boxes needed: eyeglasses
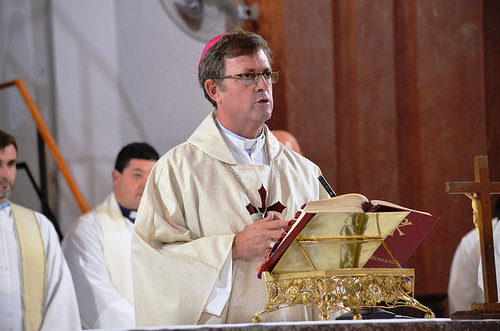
[220,71,280,86]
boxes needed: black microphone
[318,175,336,197]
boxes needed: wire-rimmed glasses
[220,71,280,86]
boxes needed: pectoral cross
[446,155,500,317]
[246,185,286,217]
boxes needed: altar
[93,318,500,331]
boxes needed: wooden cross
[446,156,500,315]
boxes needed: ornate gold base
[253,268,434,322]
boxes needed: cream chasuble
[132,112,329,326]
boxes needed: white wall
[1,0,222,234]
[51,1,216,233]
[52,0,122,233]
[115,0,211,155]
[0,0,57,220]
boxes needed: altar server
[0,130,81,331]
[448,198,500,314]
[132,31,331,326]
[63,142,158,329]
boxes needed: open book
[257,193,439,278]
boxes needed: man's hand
[232,213,289,260]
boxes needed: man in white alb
[63,142,158,329]
[0,129,81,331]
[132,31,331,326]
[448,198,500,314]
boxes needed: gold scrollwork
[252,269,434,322]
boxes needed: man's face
[112,158,156,211]
[0,144,17,204]
[215,49,273,138]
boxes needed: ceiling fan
[160,0,259,43]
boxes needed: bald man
[272,130,302,155]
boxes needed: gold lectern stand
[253,211,436,321]
[253,268,434,321]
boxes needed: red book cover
[363,210,439,268]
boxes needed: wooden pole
[0,79,89,213]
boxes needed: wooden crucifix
[446,155,500,318]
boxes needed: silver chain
[225,161,275,219]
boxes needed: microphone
[318,175,336,197]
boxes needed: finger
[261,213,282,222]
[254,214,275,224]
[264,219,290,230]
[267,212,283,221]
[267,229,286,240]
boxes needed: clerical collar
[217,118,265,150]
[119,205,137,223]
[0,201,9,211]
[216,118,267,165]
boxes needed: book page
[302,193,368,213]
[278,193,368,248]
[370,199,431,215]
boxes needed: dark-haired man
[0,130,81,330]
[132,31,330,326]
[63,142,159,329]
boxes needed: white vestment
[63,193,135,329]
[448,218,499,314]
[132,112,330,326]
[0,202,81,331]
